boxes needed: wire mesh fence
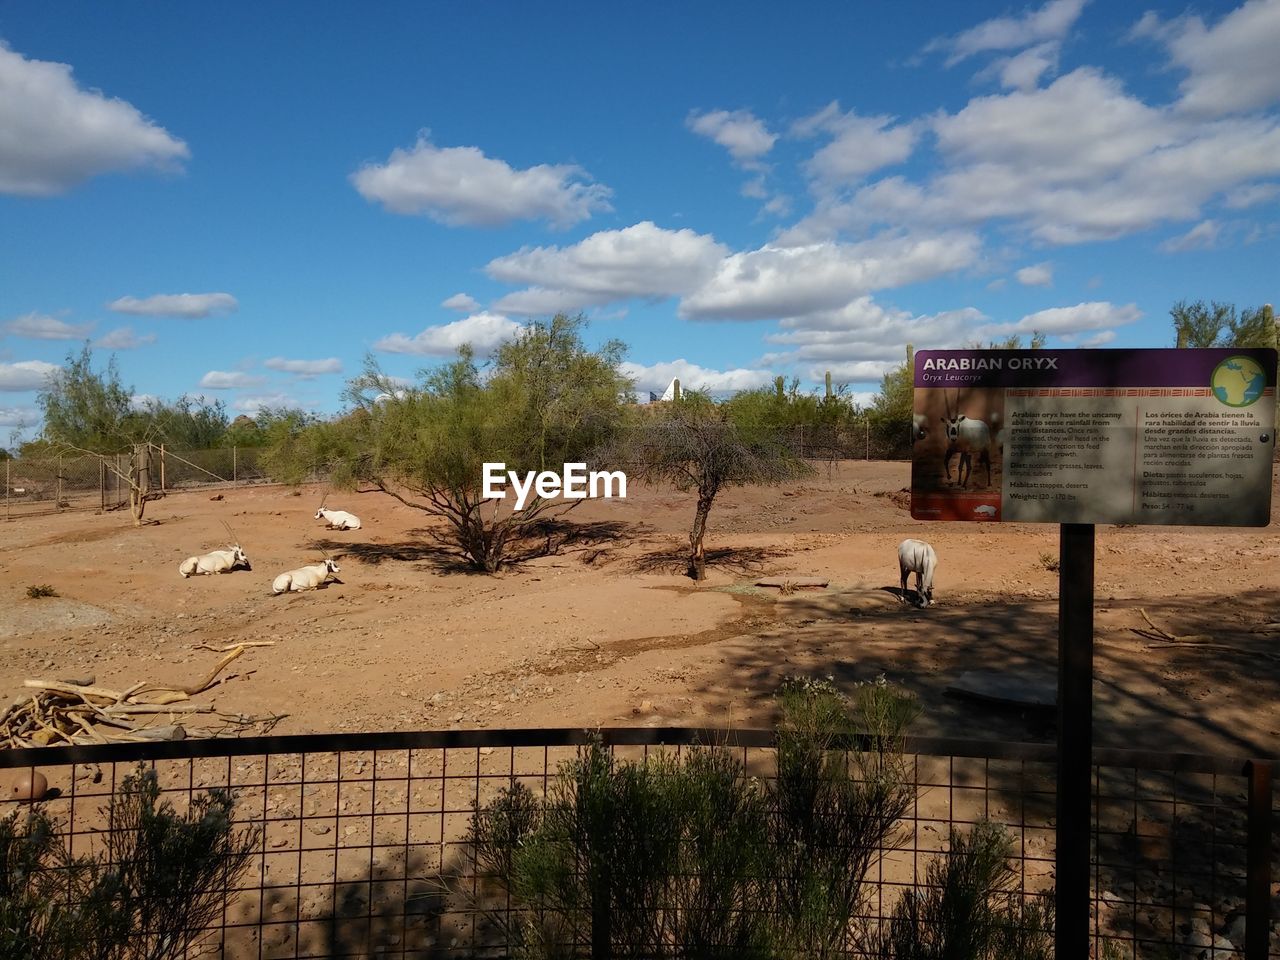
[782,422,915,463]
[3,446,274,520]
[0,728,1273,959]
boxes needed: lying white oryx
[179,544,250,577]
[315,495,361,530]
[272,557,340,594]
[941,390,995,488]
[179,521,251,577]
[897,538,937,608]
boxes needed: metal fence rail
[1,728,1273,959]
[3,446,274,519]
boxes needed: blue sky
[2,1,1278,442]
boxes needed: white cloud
[233,393,296,414]
[488,222,729,314]
[998,300,1142,335]
[0,41,188,196]
[686,109,777,165]
[0,360,59,391]
[927,0,1089,65]
[373,312,523,357]
[620,359,774,396]
[805,67,1280,245]
[803,360,899,383]
[1159,219,1220,253]
[794,102,918,186]
[932,69,1171,176]
[199,371,267,389]
[350,135,611,228]
[128,393,159,411]
[93,326,156,350]
[1222,182,1280,209]
[1015,262,1053,286]
[3,312,93,340]
[679,232,982,322]
[109,292,238,318]
[1136,0,1280,116]
[0,406,36,428]
[993,42,1060,90]
[1080,330,1117,347]
[758,298,992,375]
[442,292,480,312]
[263,357,343,378]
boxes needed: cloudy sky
[2,1,1278,439]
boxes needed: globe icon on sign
[1211,356,1266,407]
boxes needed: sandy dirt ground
[1,461,1277,761]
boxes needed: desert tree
[36,344,167,525]
[614,392,813,580]
[1171,299,1278,349]
[274,314,632,572]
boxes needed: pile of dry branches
[0,644,285,748]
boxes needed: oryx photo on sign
[910,386,1005,520]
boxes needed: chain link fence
[3,446,274,520]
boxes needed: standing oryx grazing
[941,391,995,489]
[272,556,341,594]
[179,521,251,577]
[897,538,937,608]
[315,494,361,530]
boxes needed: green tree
[1170,299,1278,348]
[613,393,813,580]
[36,344,144,453]
[271,314,631,573]
[978,331,1047,350]
[138,395,230,449]
[36,345,166,525]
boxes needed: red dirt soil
[1,461,1277,760]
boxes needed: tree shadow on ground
[314,518,637,574]
[632,544,792,577]
[682,586,1276,956]
[248,845,515,958]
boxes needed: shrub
[0,766,260,960]
[467,675,922,958]
[471,741,771,959]
[873,819,1054,959]
[25,584,57,599]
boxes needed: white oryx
[179,521,251,577]
[897,538,937,608]
[941,391,995,489]
[179,544,251,577]
[315,495,361,530]
[272,557,341,594]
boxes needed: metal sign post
[1057,523,1095,958]
[908,346,1277,956]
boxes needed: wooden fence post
[233,446,238,482]
[4,458,9,521]
[56,456,63,511]
[159,444,166,491]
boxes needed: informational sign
[910,348,1276,525]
